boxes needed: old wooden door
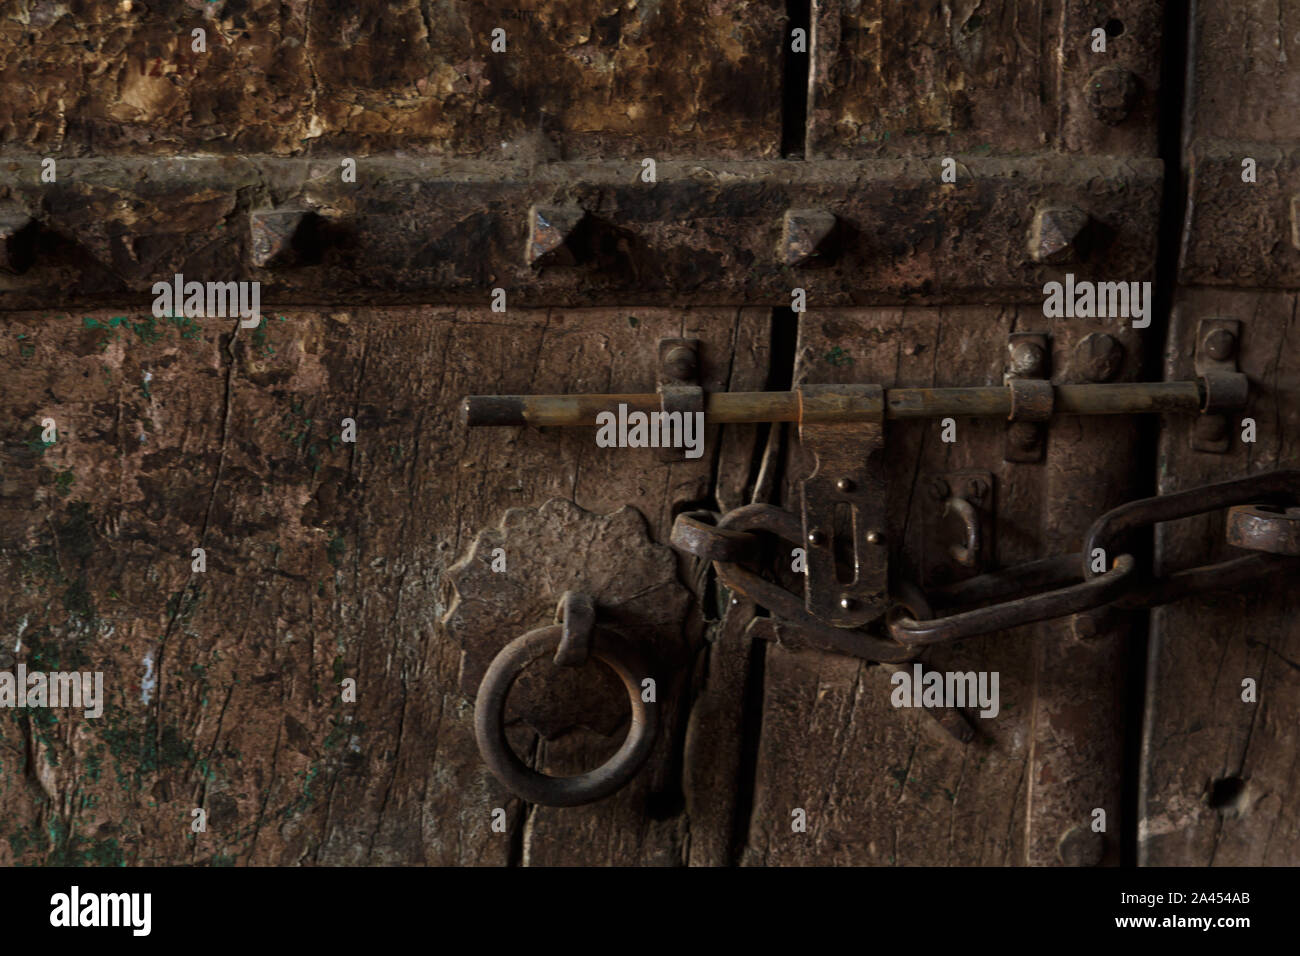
[0,1,1294,868]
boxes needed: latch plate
[797,384,888,628]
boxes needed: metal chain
[670,470,1300,662]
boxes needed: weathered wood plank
[741,308,1144,865]
[1188,0,1300,144]
[807,1,1161,158]
[0,0,784,158]
[0,306,766,865]
[517,308,770,866]
[1140,290,1300,866]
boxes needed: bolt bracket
[1004,331,1051,463]
[1192,318,1241,454]
[657,338,702,462]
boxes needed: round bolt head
[1086,67,1141,125]
[836,478,855,493]
[664,346,698,381]
[1203,328,1237,362]
[808,530,826,547]
[1074,332,1125,383]
[929,478,951,501]
[866,530,883,546]
[1057,825,1106,866]
[839,596,855,611]
[1009,341,1047,377]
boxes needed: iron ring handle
[474,624,657,807]
[889,554,1137,648]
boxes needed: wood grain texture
[0,306,769,865]
[1140,290,1300,866]
[1187,0,1300,145]
[807,0,1161,158]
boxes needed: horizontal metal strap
[0,154,1161,307]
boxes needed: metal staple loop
[670,505,916,663]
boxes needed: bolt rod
[463,381,1210,428]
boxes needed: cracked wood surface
[0,306,768,865]
[807,0,1162,158]
[0,0,783,159]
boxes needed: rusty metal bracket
[1226,505,1300,556]
[1004,331,1051,462]
[0,155,1162,308]
[796,384,888,628]
[657,337,704,462]
[670,504,913,662]
[1193,318,1241,453]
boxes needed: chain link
[670,470,1300,661]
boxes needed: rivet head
[781,208,839,267]
[1057,825,1106,866]
[808,530,826,547]
[1203,328,1237,362]
[865,530,883,546]
[836,478,855,493]
[1029,205,1090,264]
[527,204,586,267]
[1074,332,1125,382]
[1085,67,1141,125]
[0,208,35,275]
[839,596,855,611]
[1009,341,1047,377]
[249,208,313,268]
[663,345,698,381]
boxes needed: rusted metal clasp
[671,506,916,662]
[473,591,657,807]
[797,384,888,627]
